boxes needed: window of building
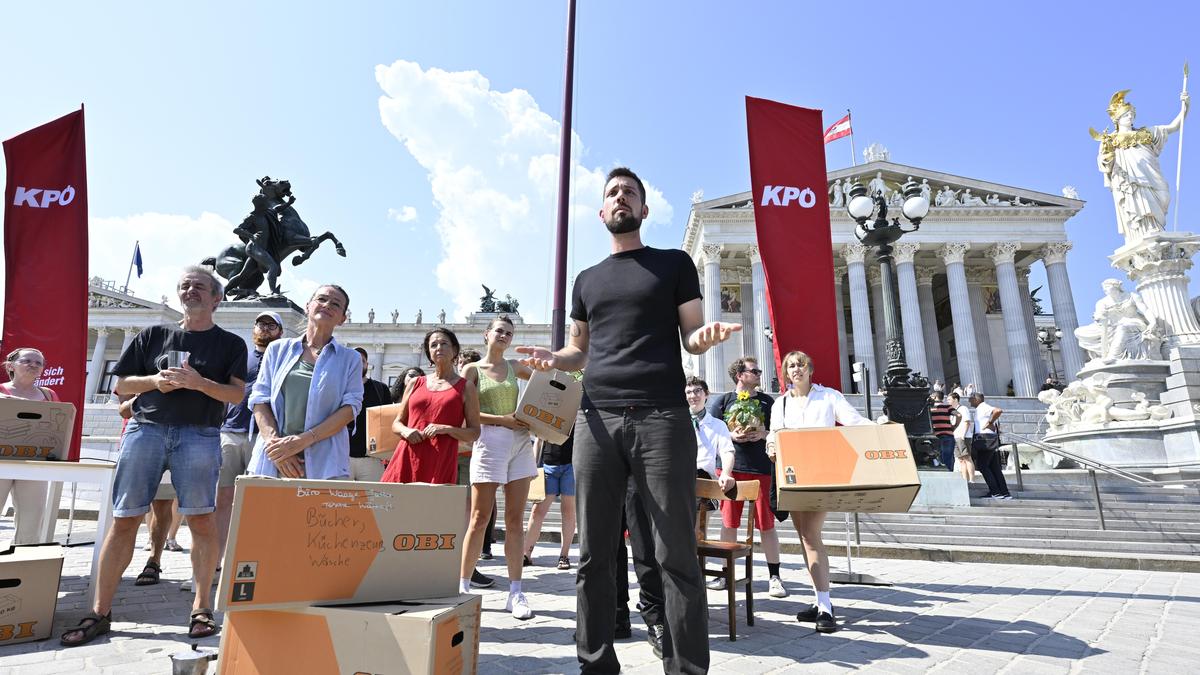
[98,360,120,395]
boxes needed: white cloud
[88,212,319,309]
[387,206,418,223]
[375,60,674,321]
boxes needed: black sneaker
[614,622,632,639]
[646,624,665,659]
[470,569,494,588]
[796,603,819,622]
[815,611,838,633]
[523,554,533,567]
[479,549,494,561]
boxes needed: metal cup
[167,350,191,369]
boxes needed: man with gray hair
[61,266,248,646]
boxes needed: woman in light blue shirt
[247,285,363,479]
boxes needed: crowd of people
[1,166,1009,672]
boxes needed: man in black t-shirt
[520,167,740,674]
[62,267,247,647]
[348,347,392,481]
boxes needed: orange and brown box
[217,478,466,611]
[774,424,920,513]
[365,403,404,460]
[0,398,76,461]
[218,594,481,675]
[515,369,582,445]
[0,544,64,645]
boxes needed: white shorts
[470,425,537,485]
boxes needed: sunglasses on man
[741,368,762,376]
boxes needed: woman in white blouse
[766,350,873,634]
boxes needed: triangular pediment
[88,278,167,311]
[691,160,1084,214]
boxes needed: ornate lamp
[847,177,934,453]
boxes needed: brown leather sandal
[134,559,161,586]
[60,612,112,646]
[188,608,219,639]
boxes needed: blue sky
[2,1,1197,328]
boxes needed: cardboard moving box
[0,544,64,645]
[0,397,76,461]
[365,403,404,460]
[219,594,481,675]
[218,478,466,611]
[514,369,581,445]
[774,424,920,513]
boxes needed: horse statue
[201,176,346,299]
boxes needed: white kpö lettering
[12,185,75,208]
[760,185,816,209]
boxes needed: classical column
[988,243,1038,397]
[747,246,776,391]
[371,343,386,380]
[868,267,887,387]
[892,242,929,376]
[1016,265,1047,381]
[84,328,110,400]
[833,265,851,391]
[844,243,876,390]
[939,244,983,389]
[120,327,138,354]
[915,266,946,383]
[1041,243,1086,379]
[701,243,723,387]
[965,267,999,395]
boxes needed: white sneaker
[768,575,788,598]
[181,577,194,592]
[706,577,726,591]
[506,591,533,620]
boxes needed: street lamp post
[1036,326,1063,382]
[846,178,934,453]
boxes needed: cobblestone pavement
[1,524,1198,673]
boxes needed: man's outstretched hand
[516,346,556,372]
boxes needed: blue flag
[133,242,144,277]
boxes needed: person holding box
[458,315,537,618]
[245,285,363,481]
[766,350,874,634]
[0,347,59,544]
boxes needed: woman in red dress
[381,328,480,484]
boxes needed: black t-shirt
[540,433,573,466]
[349,378,392,458]
[570,247,702,408]
[708,391,775,475]
[113,323,248,428]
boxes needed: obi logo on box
[391,533,457,551]
[863,449,908,460]
[0,445,54,458]
[0,621,37,642]
[521,404,567,431]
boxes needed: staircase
[501,470,1200,572]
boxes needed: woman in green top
[458,315,537,619]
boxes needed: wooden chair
[696,477,761,641]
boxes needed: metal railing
[1004,431,1200,530]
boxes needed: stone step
[802,529,1200,555]
[861,512,1200,532]
[965,497,1200,512]
[817,520,1200,544]
[917,504,1200,521]
[1000,489,1200,504]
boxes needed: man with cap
[214,310,283,560]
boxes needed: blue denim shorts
[542,463,575,497]
[113,421,222,518]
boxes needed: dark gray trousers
[575,406,709,674]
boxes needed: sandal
[188,608,219,639]
[134,560,161,586]
[165,539,185,552]
[557,556,571,570]
[60,612,111,646]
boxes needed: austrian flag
[823,114,852,144]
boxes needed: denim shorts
[113,421,222,518]
[542,463,575,497]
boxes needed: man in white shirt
[685,377,736,539]
[966,393,1012,499]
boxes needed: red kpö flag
[745,97,839,388]
[3,108,89,461]
[823,113,852,144]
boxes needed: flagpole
[1174,61,1188,232]
[549,0,577,351]
[123,240,138,293]
[848,109,857,166]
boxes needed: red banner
[3,108,88,461]
[745,97,839,389]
